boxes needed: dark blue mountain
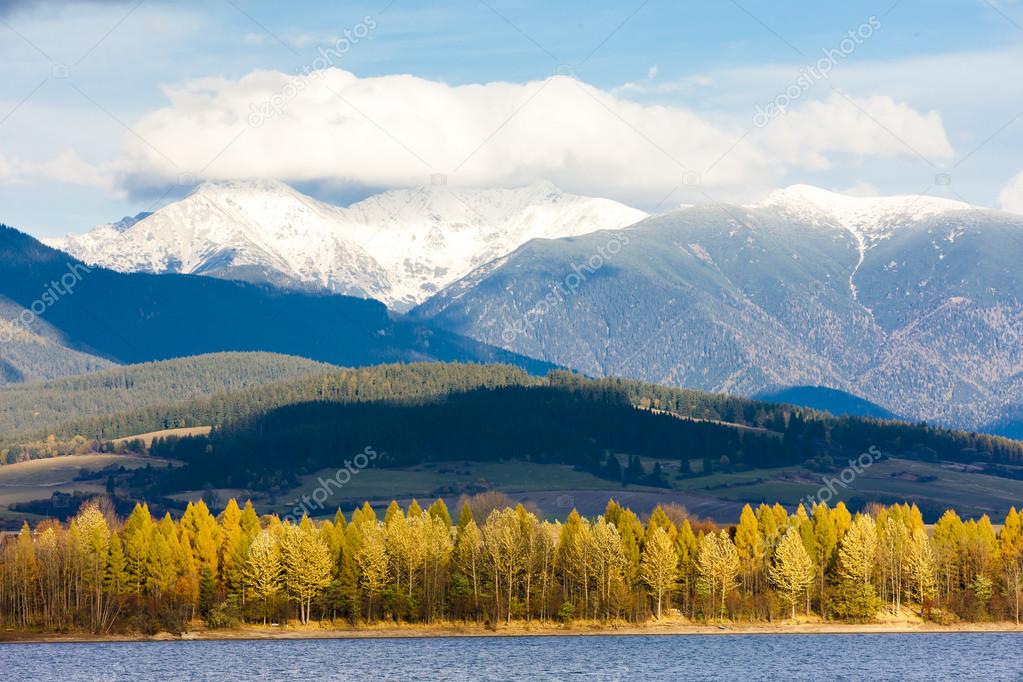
[0,224,554,375]
[755,386,898,420]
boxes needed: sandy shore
[3,619,1022,643]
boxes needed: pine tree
[105,532,128,595]
[733,505,761,596]
[830,514,880,620]
[384,501,402,525]
[124,504,155,594]
[457,502,475,531]
[427,499,452,527]
[811,504,838,613]
[218,499,244,597]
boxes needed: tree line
[146,379,1023,495]
[2,496,1022,634]
[6,361,1021,476]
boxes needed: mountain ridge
[0,223,557,381]
[45,180,647,311]
[415,190,1023,430]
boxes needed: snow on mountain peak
[756,184,973,239]
[50,180,647,310]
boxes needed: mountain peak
[191,178,295,197]
[756,184,974,236]
[48,179,645,311]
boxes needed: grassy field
[146,455,1023,523]
[653,456,1023,520]
[111,426,212,447]
[5,451,1022,524]
[0,453,173,522]
[201,460,745,521]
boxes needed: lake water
[1,633,1021,681]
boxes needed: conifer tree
[105,532,128,595]
[733,505,761,596]
[457,502,475,531]
[1001,507,1023,624]
[280,522,332,624]
[696,530,740,620]
[427,499,452,527]
[454,519,484,617]
[905,527,937,607]
[219,499,244,597]
[769,527,815,619]
[244,530,282,624]
[640,526,678,619]
[831,514,880,620]
[811,504,838,613]
[354,521,389,622]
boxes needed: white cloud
[0,149,114,188]
[0,152,16,180]
[614,72,715,96]
[107,68,955,206]
[1000,171,1023,214]
[755,94,954,169]
[31,149,114,188]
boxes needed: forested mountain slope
[134,366,1023,492]
[0,298,114,384]
[0,225,553,384]
[1,362,541,447]
[416,187,1023,430]
[0,352,337,440]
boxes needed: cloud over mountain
[110,68,955,207]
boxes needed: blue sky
[1,0,1022,236]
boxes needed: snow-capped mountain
[415,185,1023,430]
[755,184,972,241]
[47,180,647,310]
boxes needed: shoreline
[4,620,1022,643]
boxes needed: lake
[1,633,1021,681]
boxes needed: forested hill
[6,359,1021,489]
[144,367,1023,493]
[0,352,339,441]
[2,361,542,448]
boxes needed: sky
[1,0,1022,237]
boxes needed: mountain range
[29,180,1023,433]
[415,185,1023,431]
[47,180,646,311]
[0,224,554,382]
